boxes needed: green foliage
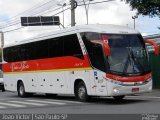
[0,48,2,62]
[123,0,160,17]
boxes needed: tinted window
[24,42,36,60]
[63,34,84,59]
[35,40,49,59]
[80,32,106,71]
[4,34,83,62]
[48,37,63,58]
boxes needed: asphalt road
[0,91,160,120]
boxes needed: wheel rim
[19,85,24,96]
[78,86,86,99]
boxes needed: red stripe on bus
[3,55,91,72]
[106,73,152,82]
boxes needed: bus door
[90,42,108,95]
[93,70,107,95]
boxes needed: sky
[0,0,160,45]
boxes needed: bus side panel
[4,74,17,92]
[4,72,39,93]
[37,71,68,94]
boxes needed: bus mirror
[144,39,159,55]
[102,34,110,56]
[103,42,110,56]
[92,40,110,56]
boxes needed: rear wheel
[2,86,5,92]
[75,81,89,102]
[18,82,26,97]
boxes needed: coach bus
[2,24,158,101]
[0,63,5,92]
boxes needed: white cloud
[0,0,159,45]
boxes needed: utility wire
[0,0,55,22]
[0,6,65,29]
[3,7,70,33]
[0,0,66,28]
[2,0,115,32]
[78,0,115,6]
[0,7,67,30]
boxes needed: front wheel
[75,81,89,102]
[113,95,125,101]
[18,82,26,97]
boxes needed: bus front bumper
[106,78,152,96]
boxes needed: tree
[0,48,2,62]
[123,0,160,17]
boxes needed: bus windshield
[81,32,151,76]
[107,34,150,76]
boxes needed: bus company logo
[11,62,30,72]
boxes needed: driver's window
[81,32,106,72]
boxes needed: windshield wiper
[123,47,145,75]
[130,48,145,73]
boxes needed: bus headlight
[113,88,120,93]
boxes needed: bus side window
[48,37,63,58]
[63,34,84,60]
[35,40,49,59]
[4,48,10,62]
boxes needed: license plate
[132,88,139,92]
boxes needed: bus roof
[4,24,140,48]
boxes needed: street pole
[0,32,4,48]
[71,0,76,26]
[132,15,138,29]
[0,31,4,63]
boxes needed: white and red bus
[2,24,158,101]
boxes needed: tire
[113,95,125,101]
[17,82,26,97]
[2,85,5,92]
[75,81,89,102]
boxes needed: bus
[0,63,5,92]
[2,24,158,101]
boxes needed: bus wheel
[18,82,26,97]
[2,86,5,92]
[75,81,89,102]
[113,95,125,101]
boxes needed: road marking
[26,100,66,105]
[9,101,47,106]
[0,106,6,109]
[0,102,26,107]
[0,98,24,101]
[127,96,160,99]
[44,99,83,104]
